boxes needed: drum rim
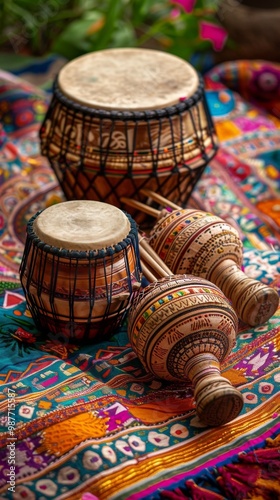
[52,75,206,121]
[25,210,139,259]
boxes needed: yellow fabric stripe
[69,394,280,500]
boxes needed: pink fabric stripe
[126,421,280,500]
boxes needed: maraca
[122,191,279,326]
[128,238,244,427]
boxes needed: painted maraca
[122,191,279,326]
[128,239,244,427]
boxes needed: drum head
[33,200,131,250]
[58,48,199,111]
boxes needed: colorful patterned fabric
[0,60,279,500]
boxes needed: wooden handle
[211,260,279,326]
[139,237,173,275]
[121,197,160,218]
[140,261,158,283]
[140,245,170,279]
[185,353,244,426]
[140,189,182,210]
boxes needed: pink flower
[199,21,228,51]
[170,8,181,19]
[171,0,196,13]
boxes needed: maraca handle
[211,259,279,326]
[185,353,243,426]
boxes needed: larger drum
[20,200,142,342]
[40,48,217,222]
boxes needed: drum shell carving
[41,97,212,172]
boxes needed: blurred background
[0,0,280,87]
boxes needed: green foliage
[0,0,222,65]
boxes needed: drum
[40,48,217,223]
[127,274,244,426]
[20,200,142,342]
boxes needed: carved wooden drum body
[40,48,217,222]
[128,274,243,426]
[20,200,141,342]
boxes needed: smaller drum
[40,48,217,223]
[20,200,141,342]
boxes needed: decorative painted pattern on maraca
[149,209,279,326]
[128,275,244,427]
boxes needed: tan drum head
[58,48,199,111]
[33,200,131,250]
